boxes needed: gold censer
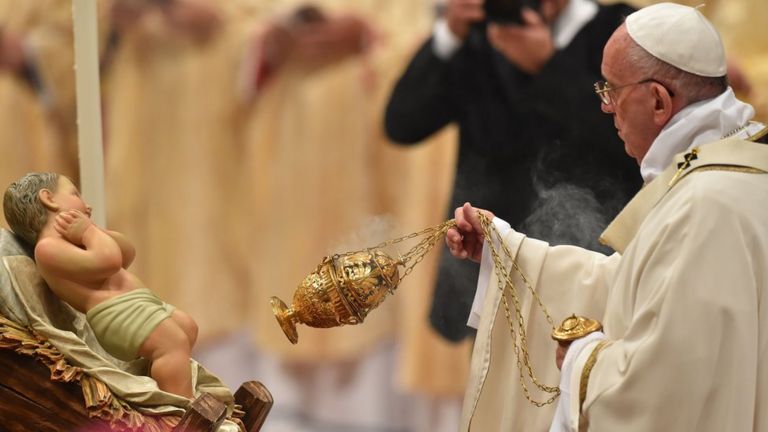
[270,220,456,344]
[270,211,602,410]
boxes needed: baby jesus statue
[3,172,198,398]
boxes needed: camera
[484,0,542,24]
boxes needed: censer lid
[551,314,603,342]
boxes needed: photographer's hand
[446,0,485,40]
[487,8,554,75]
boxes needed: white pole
[72,0,106,227]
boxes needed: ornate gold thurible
[271,220,456,344]
[273,211,563,409]
[552,314,603,343]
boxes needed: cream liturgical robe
[462,137,768,431]
[0,0,83,228]
[241,0,469,396]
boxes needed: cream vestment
[461,137,768,431]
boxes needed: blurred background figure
[0,0,88,228]
[104,0,468,430]
[103,0,256,350]
[385,0,643,345]
[225,0,469,430]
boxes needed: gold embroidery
[668,148,699,186]
[691,165,766,175]
[579,340,610,413]
[748,126,768,142]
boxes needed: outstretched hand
[445,202,494,263]
[54,210,94,247]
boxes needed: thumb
[464,203,484,233]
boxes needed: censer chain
[342,219,458,284]
[477,211,560,407]
[338,215,560,406]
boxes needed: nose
[85,205,92,216]
[600,101,614,114]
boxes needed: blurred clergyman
[385,0,642,342]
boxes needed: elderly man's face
[599,26,661,165]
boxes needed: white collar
[552,0,598,49]
[640,87,757,182]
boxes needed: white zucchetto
[626,3,726,77]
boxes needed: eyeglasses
[593,79,675,105]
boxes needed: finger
[446,228,462,245]
[486,25,519,51]
[455,0,485,18]
[464,202,482,233]
[455,0,484,8]
[54,217,65,228]
[54,220,67,235]
[459,6,485,21]
[455,205,472,232]
[521,8,543,26]
[489,23,525,39]
[58,212,73,224]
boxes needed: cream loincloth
[86,288,175,361]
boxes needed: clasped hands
[53,209,94,247]
[257,6,375,72]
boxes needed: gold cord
[477,211,560,407]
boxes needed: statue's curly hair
[3,172,60,246]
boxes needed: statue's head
[3,172,60,246]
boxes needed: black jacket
[385,3,642,341]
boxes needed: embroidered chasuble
[462,137,768,431]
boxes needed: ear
[38,189,60,212]
[650,83,675,127]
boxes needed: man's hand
[445,202,494,263]
[110,0,152,33]
[445,0,485,40]
[290,13,374,68]
[161,0,221,42]
[54,210,94,247]
[487,8,554,75]
[0,30,26,72]
[556,341,571,370]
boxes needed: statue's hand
[54,210,94,246]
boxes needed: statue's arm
[104,230,135,268]
[35,229,122,283]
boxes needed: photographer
[385,0,642,343]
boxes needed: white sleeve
[549,332,607,432]
[467,217,511,329]
[432,18,463,60]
